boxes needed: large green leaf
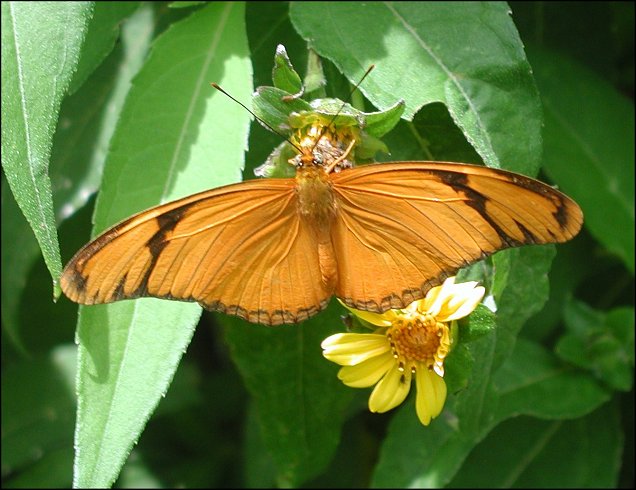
[2,4,154,353]
[52,3,154,224]
[494,339,610,421]
[1,1,94,294]
[1,345,77,488]
[72,3,252,487]
[449,401,622,487]
[68,1,140,94]
[371,336,610,487]
[557,302,635,392]
[1,179,42,353]
[222,301,354,486]
[290,1,542,173]
[529,46,635,274]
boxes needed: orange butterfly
[60,120,583,325]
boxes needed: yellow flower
[322,277,485,426]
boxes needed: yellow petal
[404,301,421,315]
[338,351,395,388]
[369,364,412,413]
[415,368,447,426]
[422,277,456,316]
[437,284,485,322]
[321,333,390,365]
[338,299,396,326]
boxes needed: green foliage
[2,1,93,295]
[2,2,633,488]
[271,44,303,95]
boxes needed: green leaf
[290,2,542,173]
[168,1,206,9]
[371,390,490,487]
[272,44,303,94]
[303,48,327,96]
[1,1,94,295]
[494,339,610,420]
[380,103,482,163]
[243,403,278,488]
[444,305,497,394]
[3,447,74,489]
[557,301,635,391]
[364,99,406,138]
[222,300,354,487]
[371,338,610,487]
[460,304,497,343]
[449,402,623,488]
[252,86,312,131]
[53,3,155,224]
[72,3,252,487]
[2,4,154,354]
[244,2,308,179]
[1,179,42,353]
[491,246,557,368]
[246,2,307,89]
[1,345,76,488]
[68,1,140,94]
[529,46,635,274]
[1,181,83,356]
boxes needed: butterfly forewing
[61,178,332,325]
[329,162,583,311]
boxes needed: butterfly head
[288,120,359,173]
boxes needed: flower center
[387,314,450,375]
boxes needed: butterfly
[60,121,583,325]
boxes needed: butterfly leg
[325,139,356,174]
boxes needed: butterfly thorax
[295,164,336,225]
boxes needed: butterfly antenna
[311,64,376,153]
[210,83,303,153]
[345,64,376,107]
